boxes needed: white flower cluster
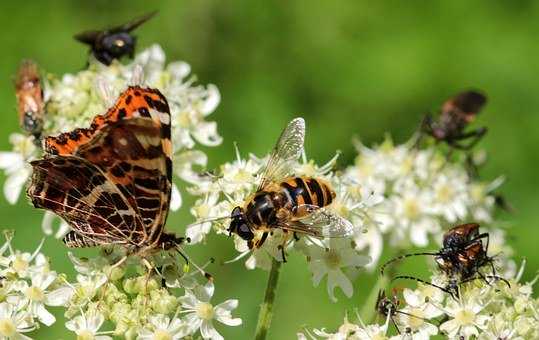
[299,262,539,340]
[0,44,222,235]
[0,233,242,340]
[346,137,509,267]
[187,149,380,301]
[64,249,241,340]
[0,232,72,339]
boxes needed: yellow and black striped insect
[228,118,354,257]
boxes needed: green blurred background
[1,1,538,338]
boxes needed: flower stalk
[254,258,283,340]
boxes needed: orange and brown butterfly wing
[28,86,172,249]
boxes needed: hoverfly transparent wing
[279,205,355,238]
[258,117,305,190]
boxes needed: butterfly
[27,85,184,257]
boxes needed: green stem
[254,259,282,340]
[359,274,389,324]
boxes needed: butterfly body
[27,85,181,257]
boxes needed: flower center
[77,330,96,340]
[356,158,374,176]
[400,156,413,174]
[403,198,420,220]
[436,184,453,203]
[324,249,341,269]
[12,255,29,272]
[194,204,211,218]
[371,332,388,340]
[332,201,349,218]
[455,309,475,326]
[0,318,16,337]
[153,329,173,340]
[196,302,215,320]
[407,308,425,329]
[234,169,252,182]
[25,286,45,302]
[178,111,191,128]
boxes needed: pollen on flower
[455,308,477,326]
[0,318,16,337]
[77,330,96,340]
[153,329,173,340]
[196,302,215,320]
[323,249,342,269]
[25,286,45,302]
[403,197,420,220]
[12,255,29,272]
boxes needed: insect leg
[451,127,488,150]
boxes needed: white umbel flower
[10,272,72,326]
[137,314,189,340]
[439,295,490,339]
[0,302,35,340]
[65,309,112,340]
[179,281,242,340]
[305,239,370,302]
[0,134,37,204]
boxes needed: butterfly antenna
[380,251,440,275]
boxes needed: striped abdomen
[280,177,335,216]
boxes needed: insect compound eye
[237,223,254,241]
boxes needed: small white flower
[179,281,242,340]
[10,272,72,326]
[439,295,490,339]
[0,134,37,204]
[427,171,469,223]
[137,314,189,340]
[0,302,35,340]
[65,309,112,340]
[2,240,45,279]
[305,239,370,302]
[187,193,224,244]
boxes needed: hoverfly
[74,11,156,65]
[419,91,488,150]
[14,60,44,140]
[381,223,509,297]
[228,118,354,261]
